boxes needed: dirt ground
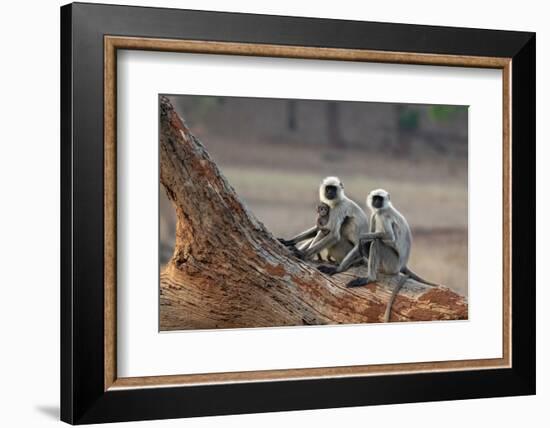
[160,135,468,297]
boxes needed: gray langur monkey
[345,189,440,322]
[280,177,369,266]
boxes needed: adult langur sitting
[280,176,369,268]
[346,189,440,321]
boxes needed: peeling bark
[159,96,468,331]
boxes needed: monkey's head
[317,203,330,217]
[367,189,391,210]
[320,176,344,206]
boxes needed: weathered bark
[159,96,467,331]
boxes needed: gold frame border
[104,36,512,391]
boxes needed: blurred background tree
[172,95,468,158]
[429,105,468,122]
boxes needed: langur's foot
[291,248,306,260]
[318,265,338,275]
[346,277,372,288]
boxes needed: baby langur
[310,203,341,262]
[346,189,440,322]
[316,202,331,228]
[280,177,368,266]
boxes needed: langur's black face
[324,185,338,200]
[372,195,385,209]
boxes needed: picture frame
[61,2,535,424]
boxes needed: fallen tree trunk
[159,96,467,331]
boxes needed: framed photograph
[61,2,535,424]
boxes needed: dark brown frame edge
[104,36,511,390]
[61,2,536,424]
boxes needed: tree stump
[159,96,468,331]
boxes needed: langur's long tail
[401,266,441,287]
[384,274,409,323]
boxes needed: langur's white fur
[319,176,343,207]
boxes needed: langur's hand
[278,238,295,247]
[317,265,338,276]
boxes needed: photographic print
[159,94,468,331]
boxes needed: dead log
[159,96,467,330]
